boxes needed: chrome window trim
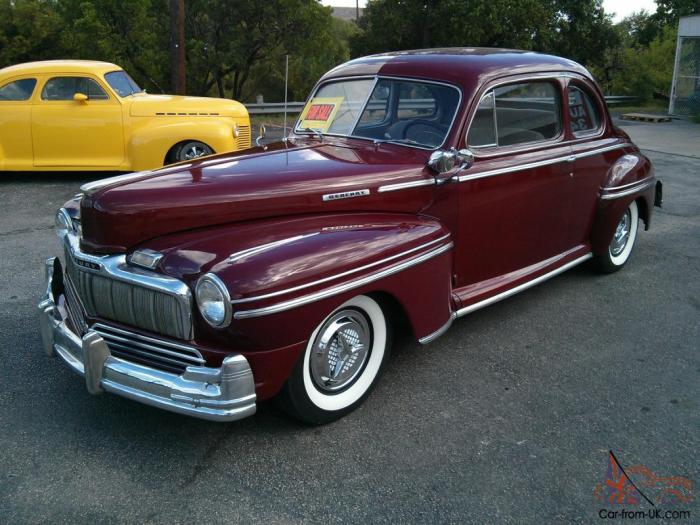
[293,74,464,151]
[456,143,628,183]
[600,179,656,200]
[230,234,451,305]
[455,253,593,317]
[61,230,193,339]
[464,73,569,156]
[378,179,435,193]
[233,241,454,319]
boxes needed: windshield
[295,77,461,149]
[105,70,142,97]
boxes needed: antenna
[283,54,289,139]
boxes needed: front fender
[127,119,239,171]
[146,213,455,399]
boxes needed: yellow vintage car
[0,60,251,171]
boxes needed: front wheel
[594,200,639,273]
[278,295,392,424]
[173,141,213,162]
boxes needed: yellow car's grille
[237,125,251,149]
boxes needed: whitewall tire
[594,200,639,273]
[278,295,392,424]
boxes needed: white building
[670,14,700,115]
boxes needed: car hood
[128,93,248,118]
[78,138,434,254]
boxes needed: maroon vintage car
[39,48,661,424]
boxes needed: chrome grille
[92,323,204,374]
[237,125,251,149]
[64,277,88,336]
[64,249,190,340]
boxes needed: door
[455,78,573,290]
[32,75,124,167]
[566,81,617,247]
[0,76,37,169]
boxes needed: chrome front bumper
[38,258,257,422]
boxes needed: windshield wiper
[296,127,324,139]
[372,137,424,147]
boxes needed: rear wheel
[278,295,392,424]
[594,200,639,273]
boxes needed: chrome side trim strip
[574,143,627,159]
[418,313,456,345]
[455,253,593,317]
[600,180,656,200]
[456,143,628,183]
[230,234,451,305]
[378,179,435,193]
[603,176,654,192]
[233,242,454,319]
[228,233,320,263]
[457,154,572,182]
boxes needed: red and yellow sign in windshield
[298,97,344,133]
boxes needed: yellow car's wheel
[169,141,213,164]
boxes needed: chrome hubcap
[310,309,371,393]
[183,145,208,160]
[611,208,632,256]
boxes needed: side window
[568,85,601,135]
[0,78,37,101]
[41,77,109,101]
[468,81,562,148]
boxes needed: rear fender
[591,152,656,254]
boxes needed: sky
[320,0,659,23]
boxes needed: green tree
[350,0,618,76]
[0,0,65,67]
[185,0,348,100]
[57,0,170,92]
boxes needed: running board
[455,253,593,318]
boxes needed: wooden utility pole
[170,0,186,95]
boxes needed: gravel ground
[0,121,698,524]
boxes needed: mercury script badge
[322,189,370,202]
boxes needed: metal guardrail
[246,95,638,115]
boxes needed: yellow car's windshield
[105,70,142,97]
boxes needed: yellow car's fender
[127,119,238,171]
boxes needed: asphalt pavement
[0,120,698,524]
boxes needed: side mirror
[73,93,88,103]
[455,148,474,170]
[255,124,266,146]
[427,148,475,183]
[428,150,456,174]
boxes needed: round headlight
[55,208,72,233]
[195,274,232,327]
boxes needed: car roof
[321,47,592,90]
[0,60,122,77]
